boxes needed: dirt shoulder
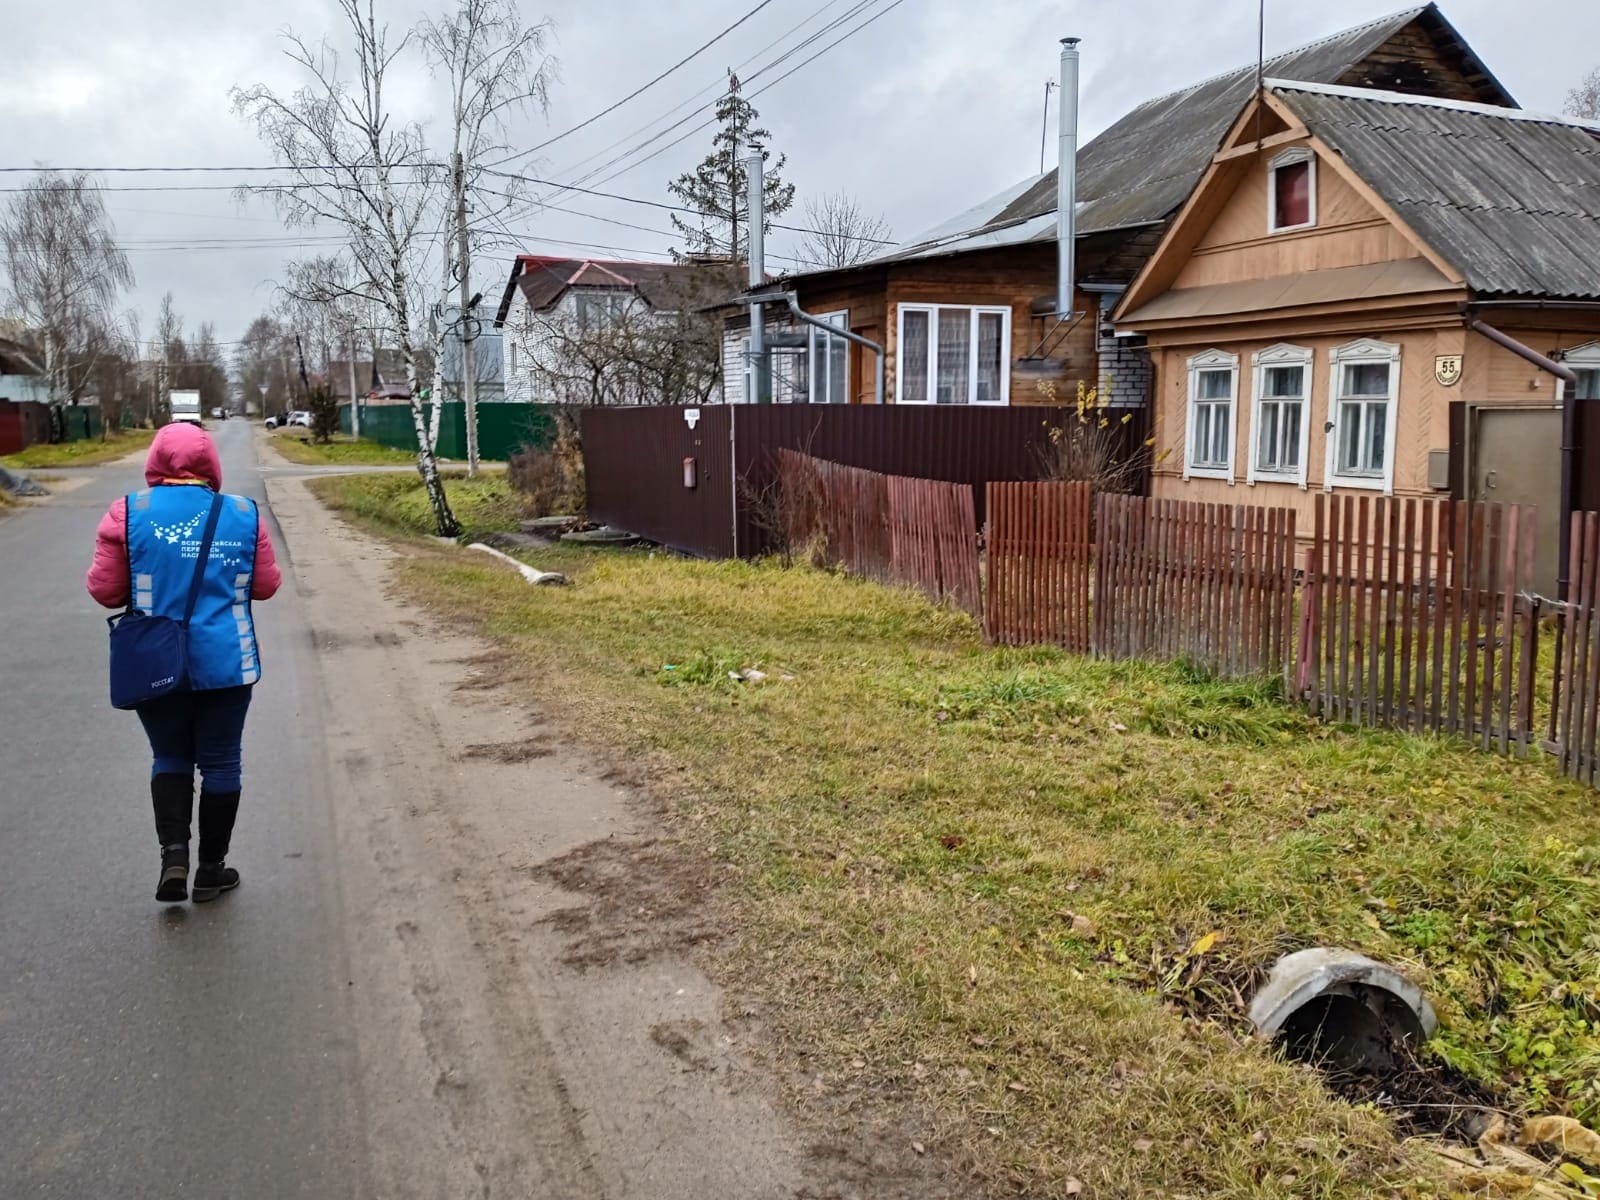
[268,473,947,1199]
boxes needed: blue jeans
[136,685,254,793]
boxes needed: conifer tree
[667,73,795,263]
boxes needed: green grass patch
[267,429,418,466]
[310,470,532,542]
[315,472,1600,1196]
[1,428,156,469]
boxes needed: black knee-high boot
[151,774,193,902]
[193,791,242,903]
[197,791,240,865]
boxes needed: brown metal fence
[582,403,1149,559]
[779,450,980,615]
[1095,494,1298,680]
[984,481,1093,652]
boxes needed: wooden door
[851,325,880,404]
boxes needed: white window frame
[895,303,1012,406]
[1325,338,1402,493]
[1184,348,1239,482]
[801,310,850,405]
[1267,147,1317,234]
[1248,343,1313,488]
[1563,341,1600,401]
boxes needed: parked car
[287,410,311,428]
[264,414,281,429]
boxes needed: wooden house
[724,4,1511,410]
[1113,82,1600,591]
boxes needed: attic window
[1269,148,1316,233]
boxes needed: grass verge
[315,471,1600,1197]
[267,429,419,466]
[309,469,534,542]
[1,428,156,469]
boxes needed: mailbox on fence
[683,457,697,490]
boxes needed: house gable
[1115,92,1467,332]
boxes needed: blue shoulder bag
[107,492,224,710]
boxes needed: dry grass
[313,471,1600,1198]
[0,428,156,469]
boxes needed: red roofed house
[494,254,728,406]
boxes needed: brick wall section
[1096,293,1153,408]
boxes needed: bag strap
[181,493,225,627]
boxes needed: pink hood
[145,422,222,490]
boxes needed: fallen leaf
[1064,1180,1084,1196]
[1293,1137,1321,1155]
[1189,931,1221,956]
[851,1058,866,1069]
[1061,912,1099,939]
[912,1141,926,1155]
[911,1062,929,1080]
[1250,1130,1267,1148]
[967,964,979,988]
[940,834,966,850]
[1520,1116,1600,1167]
[1132,1138,1153,1153]
[1007,1081,1027,1093]
[1111,721,1128,733]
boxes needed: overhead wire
[510,0,781,161]
[562,0,884,192]
[586,0,909,192]
[526,0,852,183]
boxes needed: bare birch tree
[232,0,460,537]
[418,0,556,476]
[795,192,892,270]
[0,170,134,406]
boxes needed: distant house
[325,348,436,405]
[494,254,725,405]
[722,3,1511,409]
[1113,82,1600,591]
[0,336,49,405]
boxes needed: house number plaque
[1434,355,1463,387]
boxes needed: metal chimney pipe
[1056,37,1081,319]
[746,146,768,404]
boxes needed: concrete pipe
[1248,948,1437,1072]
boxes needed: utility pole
[746,145,767,405]
[452,151,480,477]
[347,330,360,439]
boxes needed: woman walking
[86,423,281,903]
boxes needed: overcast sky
[1,0,1595,358]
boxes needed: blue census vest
[126,486,262,690]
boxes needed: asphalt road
[0,421,366,1198]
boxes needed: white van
[169,390,203,425]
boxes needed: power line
[590,0,910,192]
[564,0,883,194]
[0,164,444,174]
[516,0,781,158]
[527,0,852,183]
[477,170,895,246]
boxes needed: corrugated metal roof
[867,6,1441,267]
[1273,82,1600,298]
[843,4,1522,278]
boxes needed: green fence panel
[337,402,554,461]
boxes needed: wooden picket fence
[1301,495,1540,751]
[984,481,1093,651]
[1548,511,1600,784]
[777,450,981,615]
[1094,494,1298,680]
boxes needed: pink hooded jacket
[85,423,282,608]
